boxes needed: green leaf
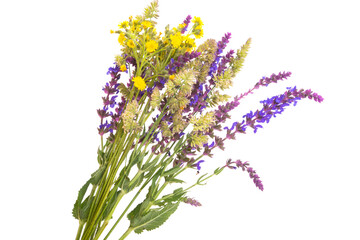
[161,166,181,177]
[79,196,94,221]
[142,155,160,172]
[119,83,130,98]
[72,179,91,220]
[127,203,142,221]
[131,202,180,234]
[156,187,185,205]
[164,177,185,184]
[90,166,106,186]
[173,136,184,152]
[102,190,122,220]
[128,172,145,192]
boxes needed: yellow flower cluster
[145,40,158,53]
[132,76,146,91]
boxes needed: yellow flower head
[127,40,136,48]
[192,16,203,26]
[170,33,182,49]
[118,32,126,45]
[194,26,204,39]
[110,29,115,34]
[132,76,146,91]
[119,21,129,29]
[145,40,158,53]
[141,21,152,29]
[120,65,127,72]
[169,75,175,80]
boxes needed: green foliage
[72,167,106,221]
[118,83,130,99]
[89,166,106,186]
[131,202,180,234]
[102,190,122,220]
[161,166,181,177]
[72,179,91,221]
[142,155,161,172]
[164,177,185,184]
[155,187,186,206]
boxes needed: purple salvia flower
[166,51,201,75]
[216,49,235,75]
[196,160,205,171]
[227,159,264,191]
[235,86,324,134]
[214,95,241,124]
[208,33,232,78]
[183,197,202,207]
[181,15,192,34]
[239,72,292,100]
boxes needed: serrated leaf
[79,196,94,221]
[119,83,130,98]
[132,202,180,234]
[127,203,142,221]
[90,166,106,186]
[72,179,91,220]
[102,190,122,220]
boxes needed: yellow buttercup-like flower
[170,33,182,48]
[194,26,204,39]
[192,16,203,26]
[145,40,158,53]
[120,65,127,72]
[119,21,129,29]
[127,40,136,48]
[118,32,126,45]
[142,21,152,29]
[132,76,146,91]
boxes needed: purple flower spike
[184,197,202,207]
[227,159,264,191]
[181,15,192,34]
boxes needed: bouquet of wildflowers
[73,1,323,240]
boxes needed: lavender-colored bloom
[98,120,112,136]
[106,63,120,77]
[217,49,235,76]
[226,159,264,191]
[239,72,292,100]
[214,95,241,124]
[224,121,238,131]
[166,51,201,75]
[181,15,192,34]
[183,197,202,207]
[208,33,232,77]
[237,86,324,134]
[196,160,205,171]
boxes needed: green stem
[119,227,134,240]
[75,221,84,240]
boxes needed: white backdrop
[1,0,359,239]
